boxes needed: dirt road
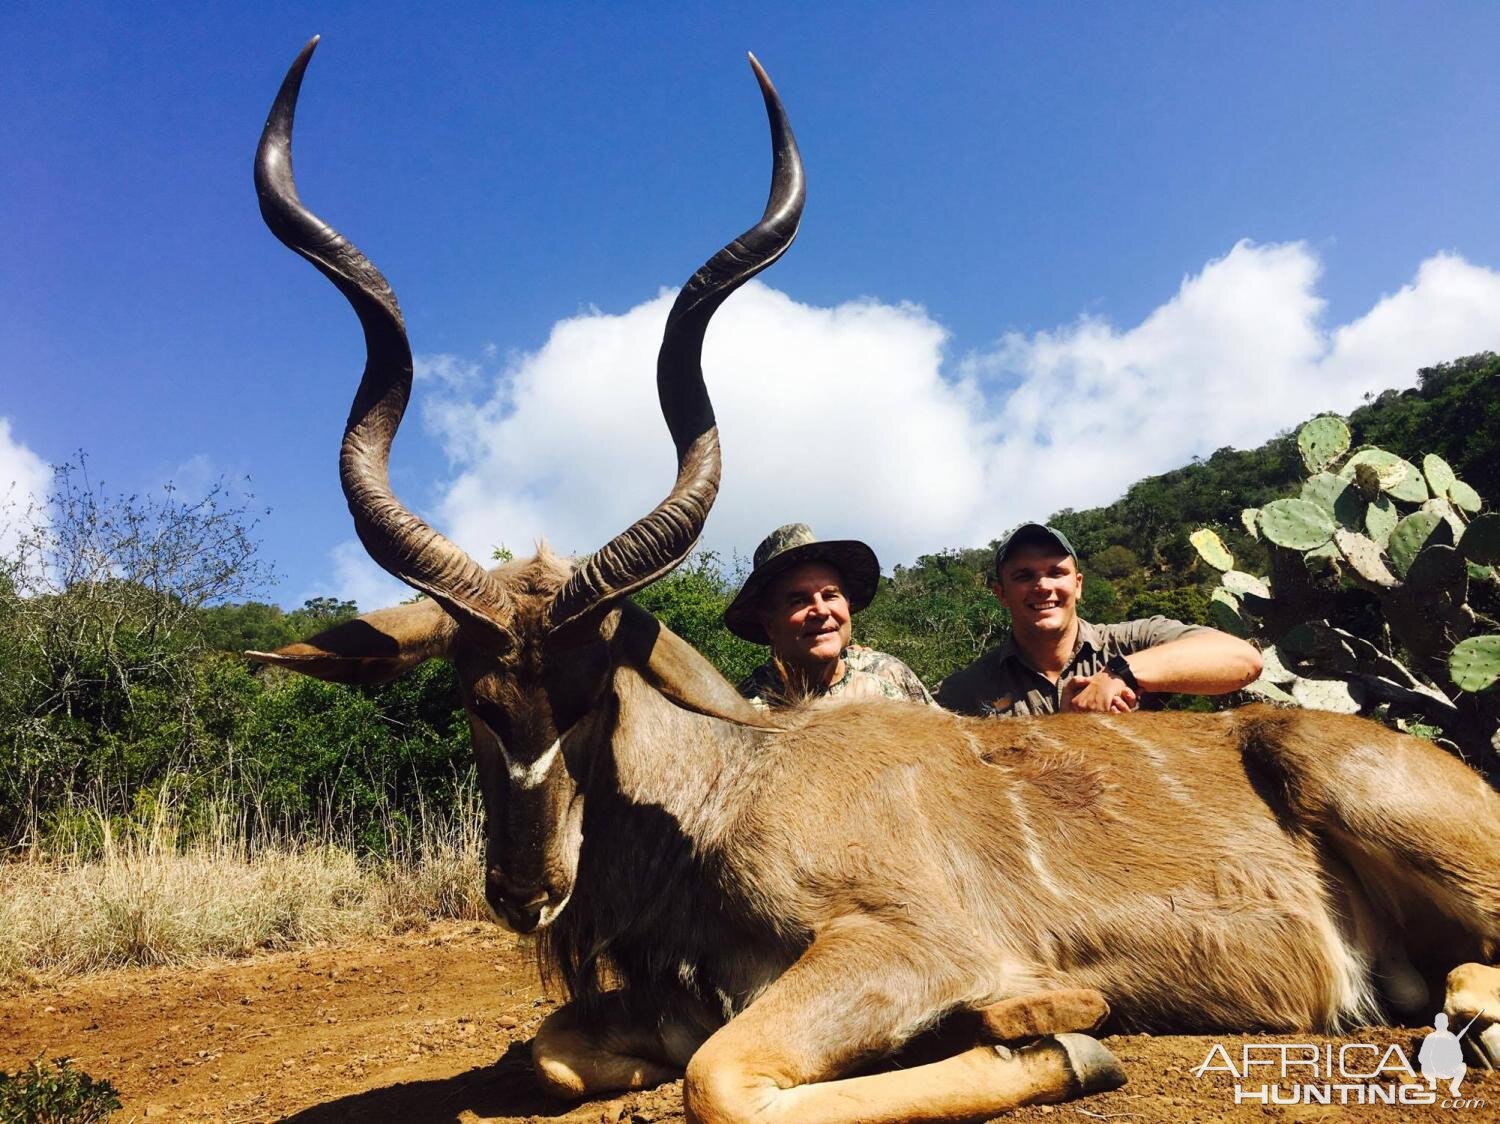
[2,922,1494,1122]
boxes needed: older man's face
[759,561,852,670]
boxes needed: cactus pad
[1387,511,1452,578]
[1221,570,1271,598]
[1448,635,1500,693]
[1341,448,1428,504]
[1209,588,1250,637]
[1301,473,1364,528]
[1298,416,1351,473]
[1259,498,1335,551]
[1189,528,1234,571]
[1259,645,1295,685]
[1240,507,1261,539]
[1244,678,1296,705]
[1459,512,1500,565]
[1364,494,1398,546]
[1421,496,1467,541]
[1333,528,1397,588]
[1449,478,1483,514]
[1403,543,1466,601]
[1423,453,1457,497]
[1291,676,1363,714]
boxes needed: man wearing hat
[936,523,1262,717]
[725,523,934,709]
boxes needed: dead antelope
[250,40,1500,1122]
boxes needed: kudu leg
[973,988,1110,1041]
[682,921,1124,1124]
[532,992,705,1099]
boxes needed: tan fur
[265,583,1500,1121]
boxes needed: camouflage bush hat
[724,523,881,645]
[992,523,1077,578]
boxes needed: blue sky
[6,2,1500,610]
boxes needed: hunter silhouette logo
[1419,1009,1486,1097]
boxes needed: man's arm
[1064,626,1262,713]
[1121,630,1263,695]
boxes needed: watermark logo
[1192,1010,1488,1111]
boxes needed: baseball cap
[993,523,1077,576]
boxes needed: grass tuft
[0,778,489,987]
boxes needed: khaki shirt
[934,617,1208,718]
[739,645,935,710]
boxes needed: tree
[0,456,274,841]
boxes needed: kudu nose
[486,871,556,932]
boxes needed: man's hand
[1062,670,1138,713]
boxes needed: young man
[724,523,933,709]
[936,523,1262,717]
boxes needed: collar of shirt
[990,618,1104,681]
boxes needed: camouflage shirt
[738,645,936,710]
[934,616,1210,717]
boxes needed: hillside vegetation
[1,355,1495,976]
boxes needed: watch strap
[1105,653,1139,692]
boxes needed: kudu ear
[248,598,458,685]
[610,602,776,728]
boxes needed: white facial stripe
[536,887,574,928]
[503,737,561,789]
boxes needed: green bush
[0,1056,120,1124]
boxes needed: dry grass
[0,784,490,988]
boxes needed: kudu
[251,40,1500,1122]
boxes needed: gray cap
[724,523,880,644]
[993,523,1077,577]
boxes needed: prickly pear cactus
[1341,448,1429,504]
[1298,415,1351,473]
[1403,543,1466,600]
[1291,676,1363,714]
[1460,513,1500,565]
[1422,496,1467,540]
[1209,587,1250,637]
[1301,473,1364,528]
[1365,494,1398,545]
[1449,636,1500,693]
[1188,414,1497,771]
[1221,570,1271,599]
[1450,478,1483,514]
[1259,498,1335,551]
[1423,453,1457,498]
[1387,511,1452,578]
[1334,528,1397,589]
[1189,528,1234,572]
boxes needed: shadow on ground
[278,1040,610,1124]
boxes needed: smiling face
[759,560,853,672]
[993,543,1083,640]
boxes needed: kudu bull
[251,40,1500,1122]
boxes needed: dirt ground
[1,922,1494,1123]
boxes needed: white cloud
[422,283,988,569]
[966,243,1500,532]
[0,417,51,558]
[307,540,411,614]
[322,241,1500,595]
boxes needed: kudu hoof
[1445,962,1500,1070]
[1054,1033,1129,1095]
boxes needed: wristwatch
[1105,653,1139,692]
